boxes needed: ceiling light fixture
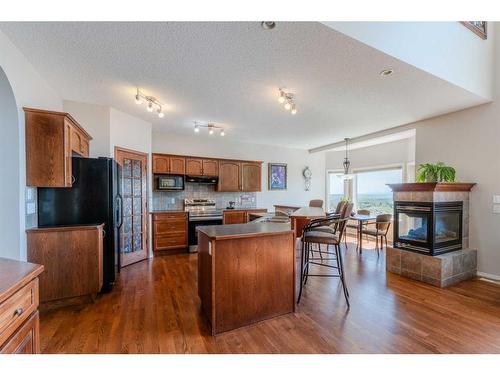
[194,121,226,137]
[380,69,394,77]
[342,138,354,180]
[261,21,276,30]
[277,88,298,115]
[134,88,166,118]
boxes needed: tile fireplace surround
[386,183,477,287]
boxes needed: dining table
[349,213,378,254]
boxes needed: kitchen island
[197,222,295,335]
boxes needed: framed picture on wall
[268,163,287,190]
[460,21,487,39]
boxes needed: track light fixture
[134,88,165,118]
[277,88,298,115]
[193,122,226,137]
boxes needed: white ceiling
[0,22,487,150]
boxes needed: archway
[0,66,21,260]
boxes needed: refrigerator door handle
[116,194,123,229]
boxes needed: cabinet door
[153,154,170,174]
[63,121,73,187]
[186,158,203,176]
[169,156,186,175]
[241,162,262,192]
[218,161,241,191]
[202,159,218,176]
[223,211,247,225]
[0,311,39,354]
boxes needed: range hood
[185,175,218,184]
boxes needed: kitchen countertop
[197,222,292,240]
[26,223,105,232]
[0,257,44,304]
[289,206,325,218]
[149,209,187,214]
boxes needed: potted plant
[416,162,456,183]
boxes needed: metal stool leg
[297,236,306,303]
[336,244,350,307]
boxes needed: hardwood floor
[39,241,500,354]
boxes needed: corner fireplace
[394,201,463,256]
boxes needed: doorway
[114,147,149,267]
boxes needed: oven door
[188,217,223,252]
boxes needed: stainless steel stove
[184,198,223,221]
[184,198,223,252]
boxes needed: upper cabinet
[218,161,241,191]
[241,162,262,192]
[185,158,203,176]
[185,158,218,176]
[152,153,261,192]
[24,108,92,187]
[152,154,186,175]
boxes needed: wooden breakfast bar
[197,222,295,335]
[290,206,326,238]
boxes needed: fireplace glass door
[434,210,460,244]
[398,212,429,243]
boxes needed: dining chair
[297,203,353,307]
[360,214,392,256]
[344,209,371,248]
[309,199,324,208]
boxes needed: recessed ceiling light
[380,69,394,77]
[261,21,276,30]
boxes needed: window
[326,171,348,212]
[355,168,402,214]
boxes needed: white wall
[0,67,20,260]
[325,22,494,100]
[325,138,415,174]
[63,100,110,158]
[0,30,62,260]
[152,132,326,210]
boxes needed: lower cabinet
[223,209,267,225]
[0,258,43,354]
[0,311,39,354]
[152,212,188,252]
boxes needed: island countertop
[197,222,292,240]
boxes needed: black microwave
[156,175,184,191]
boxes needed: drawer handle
[13,307,24,317]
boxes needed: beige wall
[0,30,62,261]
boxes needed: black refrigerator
[37,157,122,292]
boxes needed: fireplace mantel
[387,182,476,192]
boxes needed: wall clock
[302,167,312,191]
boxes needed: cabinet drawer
[0,311,39,354]
[155,234,187,250]
[153,212,187,221]
[154,220,186,235]
[0,279,38,347]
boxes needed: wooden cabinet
[223,209,268,225]
[186,158,203,176]
[24,108,92,187]
[241,162,262,192]
[152,212,188,252]
[26,224,104,303]
[218,161,241,191]
[223,211,247,224]
[152,154,186,174]
[218,161,262,192]
[202,159,219,176]
[0,258,43,354]
[185,158,218,176]
[152,152,261,192]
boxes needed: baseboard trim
[477,271,500,281]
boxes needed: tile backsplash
[152,183,257,210]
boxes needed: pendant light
[342,138,354,180]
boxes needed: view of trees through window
[356,168,402,214]
[327,168,403,214]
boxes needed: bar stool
[297,203,353,307]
